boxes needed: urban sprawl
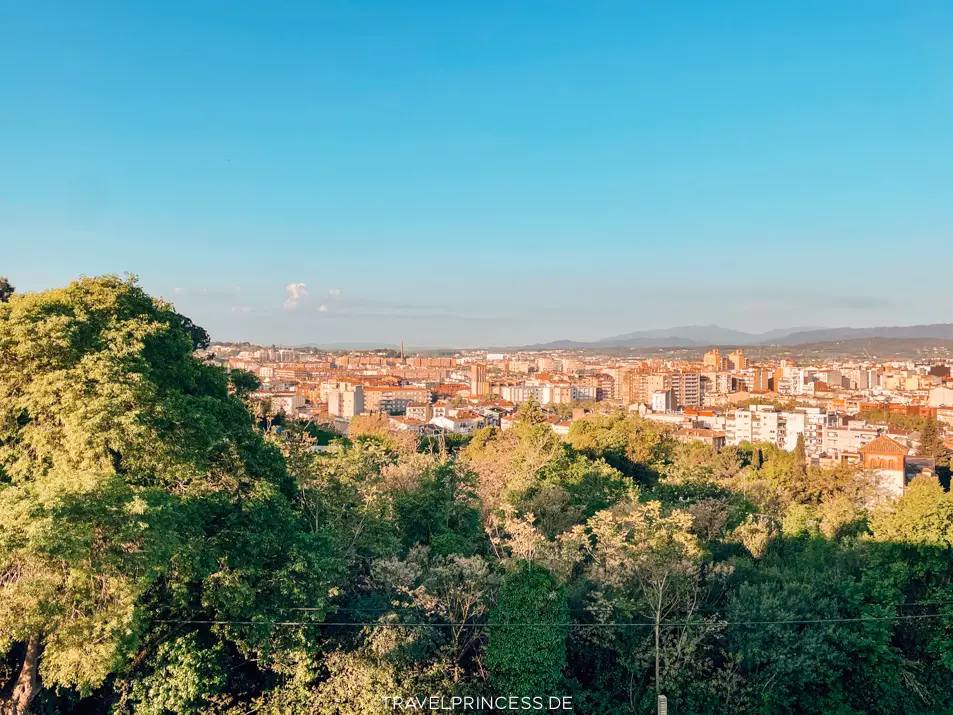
[209,345,953,499]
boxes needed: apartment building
[620,372,670,407]
[751,369,772,394]
[703,350,723,371]
[726,350,747,371]
[726,404,780,446]
[670,372,703,408]
[651,390,674,412]
[822,421,880,456]
[244,388,304,415]
[778,408,830,454]
[702,372,734,395]
[470,364,489,397]
[405,402,433,421]
[362,386,431,413]
[328,385,364,418]
[430,411,486,434]
[487,381,594,405]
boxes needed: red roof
[859,435,908,455]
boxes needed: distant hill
[597,325,766,346]
[761,337,953,360]
[592,324,833,347]
[511,323,953,351]
[770,324,953,345]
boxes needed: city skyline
[3,1,952,345]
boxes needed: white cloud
[319,305,328,312]
[231,305,252,313]
[328,288,341,296]
[283,283,309,310]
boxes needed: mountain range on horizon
[517,323,953,350]
[271,323,953,352]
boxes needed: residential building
[726,350,747,371]
[430,411,486,434]
[751,369,772,394]
[726,405,780,446]
[823,421,879,456]
[670,372,703,408]
[676,428,727,452]
[363,386,430,413]
[651,390,674,413]
[703,349,723,371]
[259,391,304,415]
[928,386,953,407]
[470,364,489,397]
[328,385,364,418]
[405,402,433,421]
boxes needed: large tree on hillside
[0,278,13,303]
[0,276,338,714]
[917,419,946,460]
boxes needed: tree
[870,475,953,548]
[348,413,392,439]
[918,419,945,460]
[228,367,261,398]
[0,277,13,303]
[571,498,705,709]
[0,276,338,713]
[750,446,762,470]
[371,547,500,684]
[795,434,808,475]
[567,412,675,483]
[485,563,568,700]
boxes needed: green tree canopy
[485,562,568,700]
[0,276,338,713]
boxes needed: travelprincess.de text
[382,695,573,711]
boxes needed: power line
[155,612,953,629]
[275,599,953,614]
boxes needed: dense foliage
[2,277,953,714]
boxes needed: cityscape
[3,1,953,713]
[212,339,953,500]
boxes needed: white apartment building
[430,412,486,434]
[725,405,780,444]
[928,386,953,407]
[328,385,364,418]
[570,384,597,401]
[726,404,780,446]
[779,408,829,454]
[492,383,596,405]
[727,405,833,454]
[651,390,674,413]
[822,421,880,456]
[251,390,304,416]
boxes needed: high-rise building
[703,349,723,371]
[670,372,703,408]
[620,371,671,407]
[470,364,488,396]
[726,350,747,371]
[751,369,772,393]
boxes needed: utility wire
[274,599,953,614]
[155,611,953,629]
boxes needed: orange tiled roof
[859,435,908,455]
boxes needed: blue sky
[1,1,951,347]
